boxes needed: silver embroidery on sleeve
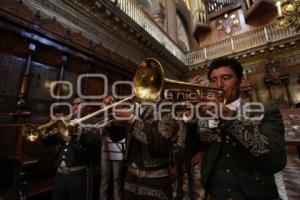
[198,120,221,143]
[175,121,187,148]
[228,119,270,156]
[158,113,176,139]
[131,119,149,145]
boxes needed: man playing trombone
[40,96,99,200]
[109,100,187,200]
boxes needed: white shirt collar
[207,97,241,129]
[226,97,241,111]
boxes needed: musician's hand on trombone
[55,120,71,142]
[191,75,203,85]
[49,112,64,122]
[200,98,236,119]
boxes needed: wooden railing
[186,23,299,65]
[112,0,186,63]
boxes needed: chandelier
[276,0,300,31]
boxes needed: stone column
[165,0,178,43]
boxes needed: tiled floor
[173,154,300,200]
[278,154,300,200]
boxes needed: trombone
[133,58,225,103]
[23,58,225,142]
[24,112,75,142]
[23,96,134,142]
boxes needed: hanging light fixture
[276,0,300,31]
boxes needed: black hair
[73,94,80,99]
[207,57,243,81]
[72,94,89,102]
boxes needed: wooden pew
[0,124,56,199]
[280,109,300,158]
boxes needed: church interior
[0,0,299,199]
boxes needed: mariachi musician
[106,59,192,200]
[110,100,186,200]
[40,96,99,200]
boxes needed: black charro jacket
[190,106,287,200]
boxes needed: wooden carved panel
[66,56,90,74]
[85,78,105,98]
[39,18,68,38]
[27,63,58,101]
[110,73,123,95]
[110,52,125,64]
[23,141,56,181]
[288,84,300,105]
[0,30,29,57]
[0,54,24,97]
[0,0,35,24]
[64,71,78,100]
[70,32,92,49]
[93,43,112,58]
[110,73,123,83]
[89,66,109,76]
[257,88,271,106]
[123,59,136,70]
[0,125,23,155]
[119,81,133,96]
[33,45,63,68]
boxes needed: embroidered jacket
[192,104,287,199]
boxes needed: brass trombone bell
[24,116,70,142]
[23,96,135,143]
[133,58,226,103]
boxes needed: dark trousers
[174,149,195,200]
[123,172,173,200]
[52,169,91,200]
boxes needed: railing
[232,27,266,52]
[112,0,186,63]
[186,23,299,65]
[206,38,233,59]
[108,0,298,66]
